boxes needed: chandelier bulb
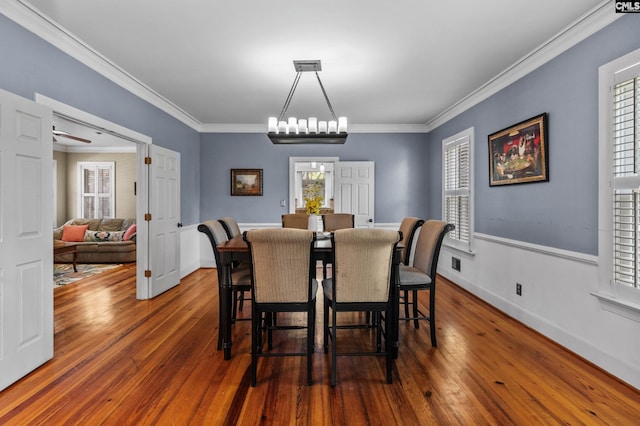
[308,117,318,134]
[338,117,348,133]
[268,117,278,133]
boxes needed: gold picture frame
[231,169,263,196]
[488,113,549,186]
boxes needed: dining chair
[323,228,401,386]
[218,216,242,239]
[398,217,425,266]
[282,213,309,229]
[244,228,317,386]
[198,220,252,349]
[322,213,354,231]
[319,213,354,279]
[398,220,454,347]
[218,216,250,312]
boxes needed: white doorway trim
[288,156,339,213]
[34,93,152,298]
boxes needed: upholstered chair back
[322,213,354,231]
[198,220,230,266]
[244,228,315,304]
[282,213,309,229]
[412,220,454,278]
[219,216,242,239]
[398,217,424,265]
[331,228,400,303]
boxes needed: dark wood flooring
[0,263,638,425]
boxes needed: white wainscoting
[180,223,202,278]
[438,233,640,390]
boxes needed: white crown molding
[349,124,428,133]
[200,123,429,133]
[53,145,136,153]
[1,1,620,135]
[200,123,267,133]
[425,1,620,131]
[1,1,203,131]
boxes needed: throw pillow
[123,224,137,241]
[84,230,125,242]
[61,224,89,242]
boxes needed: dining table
[216,232,402,360]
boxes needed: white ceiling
[18,0,608,131]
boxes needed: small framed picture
[230,169,263,196]
[488,113,549,186]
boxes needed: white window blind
[612,76,640,288]
[79,162,115,219]
[443,128,474,252]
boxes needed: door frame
[288,156,339,213]
[35,94,154,298]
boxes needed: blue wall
[0,14,201,225]
[428,14,640,255]
[4,10,639,251]
[200,132,430,223]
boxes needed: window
[442,127,474,252]
[289,157,338,212]
[612,76,640,289]
[597,47,640,313]
[78,162,114,219]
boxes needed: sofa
[53,218,137,263]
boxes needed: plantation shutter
[444,133,471,250]
[79,162,114,219]
[613,76,640,288]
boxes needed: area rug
[54,263,122,288]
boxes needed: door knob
[368,218,373,223]
[177,222,183,228]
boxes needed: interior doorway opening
[289,157,338,213]
[37,93,152,298]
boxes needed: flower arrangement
[304,182,324,215]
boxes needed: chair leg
[403,289,410,319]
[331,308,337,387]
[375,311,382,352]
[307,305,315,385]
[251,309,259,387]
[217,306,223,350]
[412,290,420,329]
[232,290,238,323]
[385,307,393,384]
[323,296,329,353]
[238,290,245,311]
[266,313,274,350]
[430,290,437,347]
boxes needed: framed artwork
[488,113,549,186]
[231,169,263,196]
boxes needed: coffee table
[53,241,78,272]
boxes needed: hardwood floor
[1,264,639,425]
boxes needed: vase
[308,214,322,232]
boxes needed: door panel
[0,88,53,391]
[148,145,180,297]
[335,161,375,228]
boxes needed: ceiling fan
[52,126,91,144]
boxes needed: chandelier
[267,60,347,144]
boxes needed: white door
[146,145,181,298]
[335,161,375,228]
[0,88,53,391]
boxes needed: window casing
[442,127,474,252]
[78,162,115,219]
[612,77,640,289]
[598,47,640,312]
